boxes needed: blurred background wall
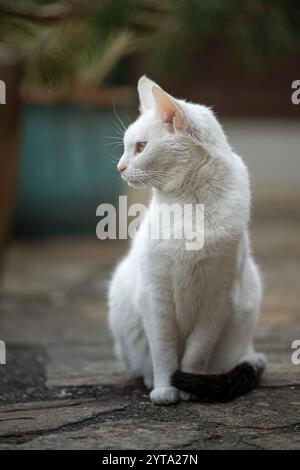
[0,0,299,257]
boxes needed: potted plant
[0,0,169,235]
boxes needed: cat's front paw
[150,387,179,405]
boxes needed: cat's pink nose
[117,162,127,173]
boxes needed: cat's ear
[138,75,157,113]
[138,76,183,131]
[152,86,183,131]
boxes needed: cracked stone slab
[0,399,128,438]
[1,388,300,450]
[0,421,203,450]
[237,432,300,450]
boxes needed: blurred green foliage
[0,0,299,90]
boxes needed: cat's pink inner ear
[152,86,183,130]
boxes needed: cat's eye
[135,142,147,154]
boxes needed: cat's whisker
[141,174,177,191]
[109,116,125,138]
[122,110,133,125]
[105,142,123,149]
[110,155,122,164]
[113,102,127,132]
[146,170,189,194]
[104,134,123,139]
[104,136,124,142]
[134,170,185,197]
[145,173,183,192]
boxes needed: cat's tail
[172,353,267,402]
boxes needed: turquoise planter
[16,104,126,236]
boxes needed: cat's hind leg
[113,317,153,389]
[108,259,153,388]
[177,297,226,401]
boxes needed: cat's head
[117,76,233,195]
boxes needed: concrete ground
[0,215,300,449]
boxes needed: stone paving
[0,217,300,449]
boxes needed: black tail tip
[172,360,266,403]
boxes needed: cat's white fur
[108,76,265,405]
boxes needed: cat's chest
[171,256,225,316]
[168,259,208,331]
[172,256,208,290]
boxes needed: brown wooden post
[0,44,22,271]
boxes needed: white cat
[108,76,266,405]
